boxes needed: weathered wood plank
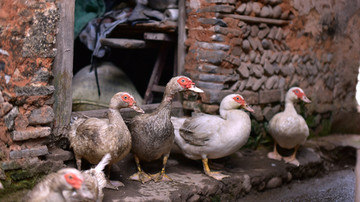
[52,0,75,137]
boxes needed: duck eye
[295,90,299,93]
[181,79,185,83]
[236,97,239,100]
[68,175,73,179]
[124,96,127,99]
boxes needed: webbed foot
[151,172,172,182]
[206,171,230,181]
[267,151,283,161]
[129,171,152,183]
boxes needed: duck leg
[75,154,82,170]
[104,164,124,190]
[267,141,283,161]
[129,155,152,183]
[202,158,229,180]
[151,154,172,182]
[283,145,300,166]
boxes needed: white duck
[172,94,254,180]
[65,153,111,202]
[267,87,311,166]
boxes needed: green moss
[210,195,221,202]
[0,170,43,200]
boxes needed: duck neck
[108,108,127,128]
[284,97,297,114]
[156,94,173,114]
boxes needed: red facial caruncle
[64,172,83,189]
[292,88,305,99]
[177,77,194,89]
[121,94,134,106]
[233,95,245,105]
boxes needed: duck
[267,87,311,166]
[65,153,111,202]
[172,94,254,180]
[68,92,144,186]
[128,76,203,183]
[23,168,93,202]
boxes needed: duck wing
[179,114,223,146]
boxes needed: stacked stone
[0,70,73,184]
[184,0,335,134]
[0,1,72,188]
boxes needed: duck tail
[171,116,186,137]
[67,117,86,140]
[95,153,111,173]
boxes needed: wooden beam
[71,101,184,121]
[100,38,146,49]
[52,0,75,137]
[217,14,290,25]
[144,32,175,42]
[177,0,186,75]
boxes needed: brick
[201,103,219,114]
[198,5,235,13]
[31,68,52,83]
[200,89,233,104]
[195,80,227,90]
[239,90,259,105]
[28,105,54,125]
[4,107,18,130]
[211,34,226,42]
[11,127,51,141]
[46,148,74,161]
[195,41,230,51]
[259,89,284,104]
[237,63,250,78]
[197,50,227,65]
[265,75,279,90]
[197,18,227,27]
[0,102,12,117]
[212,25,242,36]
[197,64,234,74]
[224,55,241,66]
[9,145,48,159]
[206,0,236,4]
[195,73,229,82]
[236,3,246,14]
[1,158,40,171]
[15,85,55,96]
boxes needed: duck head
[110,92,145,113]
[220,94,254,113]
[165,76,204,95]
[59,168,84,190]
[286,87,311,103]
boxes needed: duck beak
[130,104,145,113]
[244,104,254,113]
[301,96,311,103]
[188,85,204,93]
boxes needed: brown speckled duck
[128,76,203,183]
[23,168,93,202]
[172,94,254,180]
[267,87,311,166]
[68,92,144,185]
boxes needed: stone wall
[183,0,360,137]
[0,0,72,191]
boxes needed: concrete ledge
[103,146,324,201]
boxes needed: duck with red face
[129,76,203,183]
[267,87,311,166]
